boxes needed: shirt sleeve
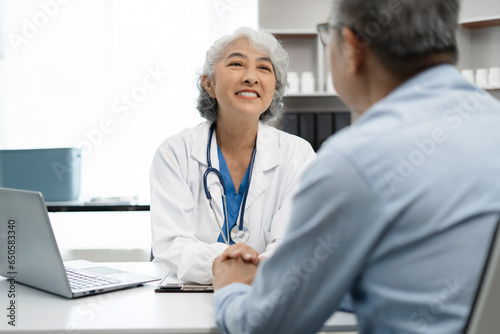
[150,142,227,284]
[260,141,316,259]
[213,150,386,334]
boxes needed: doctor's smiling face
[202,38,276,123]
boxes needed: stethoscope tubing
[204,122,255,244]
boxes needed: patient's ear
[202,75,216,98]
[341,27,366,76]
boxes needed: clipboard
[155,271,213,293]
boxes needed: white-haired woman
[150,27,316,284]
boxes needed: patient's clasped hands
[213,244,260,290]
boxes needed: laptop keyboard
[66,267,121,291]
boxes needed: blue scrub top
[216,145,250,244]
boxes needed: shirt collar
[355,64,463,124]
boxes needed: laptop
[0,187,160,298]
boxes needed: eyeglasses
[316,22,366,47]
[317,23,333,46]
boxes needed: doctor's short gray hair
[196,27,289,123]
[332,0,459,78]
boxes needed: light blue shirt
[217,145,250,245]
[213,64,500,334]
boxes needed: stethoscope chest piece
[230,225,250,244]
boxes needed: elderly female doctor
[150,27,316,284]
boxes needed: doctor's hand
[212,244,259,278]
[220,244,260,265]
[212,256,258,291]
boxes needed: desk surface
[46,202,150,212]
[0,262,357,334]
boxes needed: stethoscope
[203,123,256,244]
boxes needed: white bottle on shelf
[287,71,300,94]
[476,68,489,89]
[489,67,500,89]
[300,71,315,94]
[461,69,475,84]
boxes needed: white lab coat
[150,121,316,284]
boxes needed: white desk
[0,262,357,333]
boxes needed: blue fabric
[213,64,500,333]
[216,145,250,245]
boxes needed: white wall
[0,0,258,202]
[459,0,500,22]
[259,0,331,31]
[0,0,258,261]
[470,27,500,69]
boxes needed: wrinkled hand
[213,256,258,291]
[212,244,260,274]
[220,243,260,265]
[212,244,260,290]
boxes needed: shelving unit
[264,28,351,151]
[460,15,500,29]
[258,0,340,96]
[457,3,500,100]
[258,0,351,151]
[286,92,338,97]
[457,0,500,75]
[267,29,328,94]
[260,0,500,151]
[459,0,500,29]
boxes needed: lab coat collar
[255,121,281,171]
[192,121,215,168]
[245,122,281,210]
[191,120,282,213]
[191,121,282,171]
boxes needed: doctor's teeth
[237,92,258,97]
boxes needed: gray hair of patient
[196,27,289,123]
[332,0,459,77]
